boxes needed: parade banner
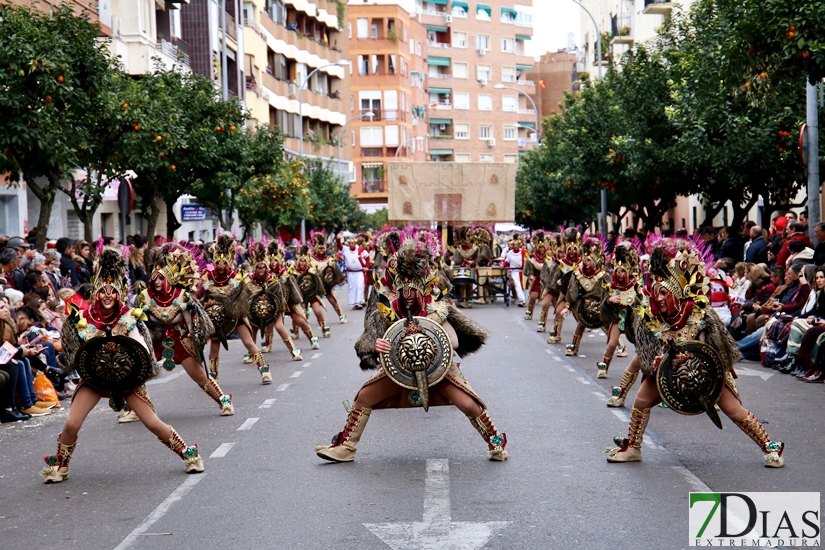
[387,162,515,223]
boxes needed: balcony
[430,73,452,80]
[514,79,535,86]
[155,39,190,68]
[361,147,383,157]
[428,41,452,49]
[363,180,385,193]
[514,14,532,27]
[359,109,407,122]
[517,108,536,115]
[429,134,454,140]
[610,14,634,46]
[260,10,345,60]
[643,0,672,15]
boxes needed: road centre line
[209,442,236,458]
[275,383,290,391]
[576,376,591,385]
[311,352,322,359]
[259,399,276,408]
[301,362,312,368]
[290,371,302,378]
[610,409,629,423]
[113,475,204,550]
[236,418,259,431]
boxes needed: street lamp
[337,111,375,185]
[570,0,606,234]
[494,83,540,149]
[395,136,424,158]
[298,59,349,242]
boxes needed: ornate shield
[205,301,237,350]
[656,339,726,429]
[297,272,320,303]
[380,316,453,412]
[321,265,336,290]
[75,335,156,394]
[575,296,603,329]
[249,290,282,331]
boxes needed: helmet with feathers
[612,242,640,276]
[580,237,605,268]
[91,249,129,301]
[531,230,549,251]
[250,241,268,268]
[266,241,283,264]
[213,233,235,267]
[385,238,440,317]
[649,238,710,301]
[146,242,200,289]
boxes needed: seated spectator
[784,239,814,267]
[743,263,806,334]
[56,237,79,287]
[773,267,825,376]
[775,221,812,267]
[746,225,769,264]
[730,262,752,303]
[0,247,26,292]
[15,304,67,392]
[708,269,732,326]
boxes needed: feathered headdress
[250,241,268,268]
[612,242,640,276]
[473,226,493,245]
[91,248,129,299]
[532,230,549,249]
[266,240,282,263]
[147,242,201,289]
[648,238,710,300]
[213,233,235,266]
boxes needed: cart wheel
[505,292,510,307]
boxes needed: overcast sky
[525,1,581,58]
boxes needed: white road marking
[672,465,710,492]
[209,442,236,458]
[552,357,561,362]
[301,362,312,368]
[545,349,556,356]
[275,383,290,391]
[113,474,205,550]
[311,353,322,359]
[236,417,259,431]
[592,391,605,398]
[259,399,276,409]
[563,366,576,372]
[146,371,184,385]
[364,459,510,549]
[290,371,303,378]
[576,376,591,385]
[736,366,775,381]
[610,409,629,422]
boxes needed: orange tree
[0,4,116,249]
[303,158,363,233]
[236,159,309,237]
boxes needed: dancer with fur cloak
[315,233,508,463]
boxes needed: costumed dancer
[341,236,367,310]
[546,228,581,344]
[293,245,331,337]
[522,231,553,331]
[606,238,784,467]
[602,243,643,401]
[247,241,304,362]
[502,234,527,307]
[561,237,607,363]
[140,243,234,416]
[202,234,269,384]
[41,250,204,484]
[315,234,508,463]
[361,234,375,305]
[268,240,319,352]
[309,231,347,324]
[473,227,495,305]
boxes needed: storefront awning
[427,56,451,67]
[428,87,452,94]
[425,25,449,33]
[430,118,452,124]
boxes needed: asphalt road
[1,290,821,549]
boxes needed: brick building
[525,51,578,121]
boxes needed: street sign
[181,204,207,221]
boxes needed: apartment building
[417,0,535,164]
[525,51,578,121]
[347,2,430,209]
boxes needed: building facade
[525,51,578,121]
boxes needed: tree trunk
[729,197,757,231]
[701,200,725,228]
[23,171,57,251]
[165,196,181,240]
[143,196,161,245]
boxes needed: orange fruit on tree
[122,103,129,109]
[57,75,64,83]
[760,72,767,79]
[230,125,236,131]
[133,124,140,131]
[156,135,162,141]
[788,31,795,39]
[744,81,751,89]
[170,165,176,171]
[45,95,52,103]
[159,152,165,157]
[802,51,811,59]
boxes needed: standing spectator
[800,209,809,231]
[718,225,747,261]
[812,222,825,266]
[72,240,93,281]
[56,238,79,286]
[0,248,26,292]
[700,226,720,259]
[128,234,149,287]
[775,221,813,268]
[6,236,35,271]
[745,225,769,264]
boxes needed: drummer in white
[341,238,367,310]
[502,235,527,307]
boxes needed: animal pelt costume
[310,232,345,294]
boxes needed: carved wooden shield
[75,335,156,394]
[575,296,603,329]
[205,300,237,336]
[249,290,282,331]
[656,340,725,429]
[297,272,320,303]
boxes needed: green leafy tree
[304,158,362,233]
[236,159,309,237]
[0,4,116,249]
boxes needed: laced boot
[118,406,140,423]
[734,412,785,468]
[161,426,204,473]
[334,303,347,324]
[303,327,320,350]
[536,310,548,332]
[283,338,302,361]
[202,377,234,416]
[606,369,639,408]
[261,333,273,353]
[547,318,563,344]
[606,407,650,462]
[315,402,372,462]
[254,351,272,384]
[242,353,253,364]
[469,410,508,461]
[597,354,612,379]
[208,357,219,382]
[565,334,581,356]
[290,325,300,339]
[616,339,628,357]
[523,307,533,320]
[322,323,331,338]
[41,435,77,483]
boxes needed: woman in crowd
[128,234,149,288]
[773,266,825,376]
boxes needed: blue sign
[181,204,207,221]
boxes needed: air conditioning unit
[477,47,487,56]
[479,78,488,86]
[443,14,453,24]
[438,124,446,130]
[288,83,297,97]
[487,138,496,147]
